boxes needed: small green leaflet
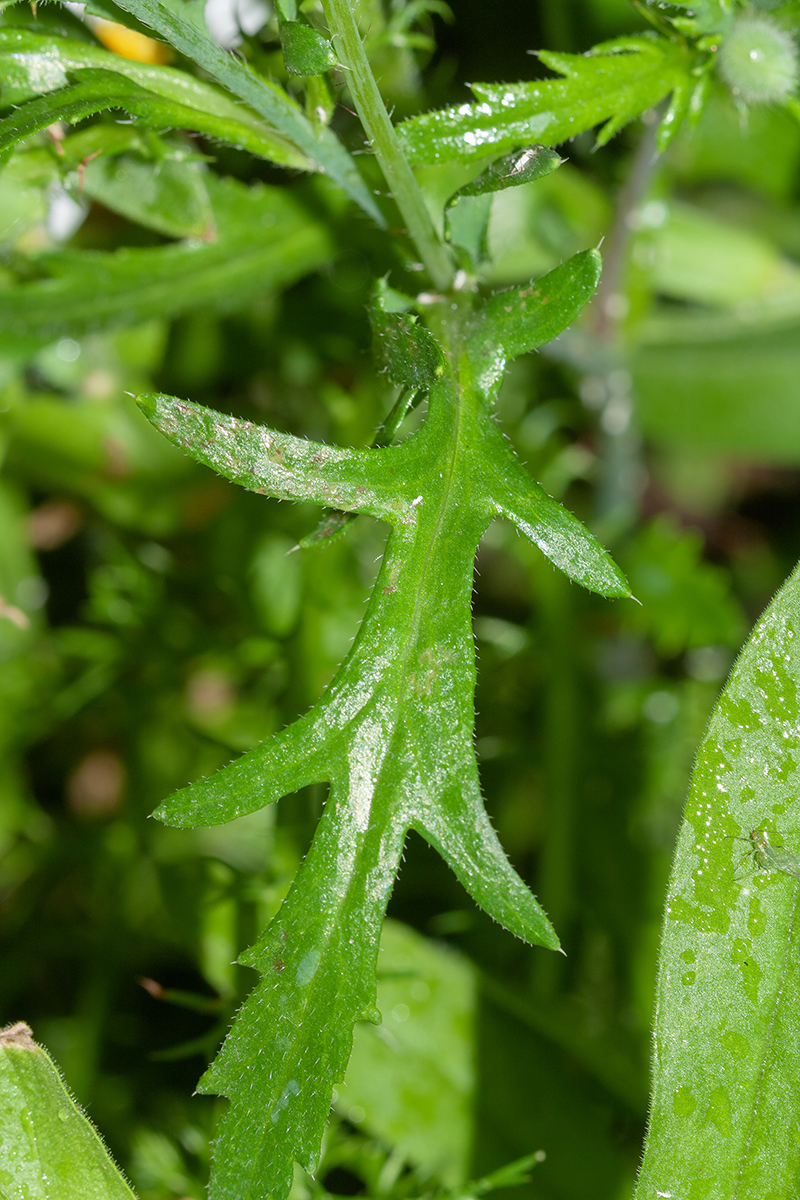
[0,1022,135,1200]
[651,0,732,35]
[76,145,215,241]
[280,20,337,76]
[444,146,564,267]
[446,145,564,205]
[635,560,800,1200]
[138,249,629,1200]
[397,35,693,164]
[0,29,309,170]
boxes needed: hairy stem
[321,0,454,291]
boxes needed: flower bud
[718,15,798,103]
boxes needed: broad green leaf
[137,251,629,1200]
[397,36,692,165]
[0,1022,136,1200]
[280,20,336,76]
[0,174,331,341]
[91,0,384,222]
[634,559,800,1200]
[337,919,475,1187]
[0,29,309,170]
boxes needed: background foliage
[3,0,800,1197]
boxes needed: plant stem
[590,107,662,342]
[321,0,454,292]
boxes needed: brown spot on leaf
[1,1022,36,1051]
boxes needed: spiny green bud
[718,15,799,103]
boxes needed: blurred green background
[2,0,800,1197]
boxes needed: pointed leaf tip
[468,249,602,397]
[135,392,158,422]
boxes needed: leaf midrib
[235,332,473,1190]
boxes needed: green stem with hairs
[321,0,455,292]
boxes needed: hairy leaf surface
[138,249,629,1200]
[397,36,691,164]
[636,562,800,1199]
[0,1023,135,1200]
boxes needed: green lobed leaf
[635,559,800,1199]
[0,1022,136,1200]
[397,36,692,165]
[0,29,310,170]
[92,0,384,222]
[0,174,331,341]
[137,251,629,1200]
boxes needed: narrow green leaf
[153,712,325,827]
[634,561,800,1198]
[281,21,336,76]
[97,0,385,222]
[397,36,692,165]
[0,175,331,340]
[0,69,303,173]
[446,144,563,204]
[488,456,631,598]
[467,248,603,396]
[412,769,561,946]
[0,1022,136,1200]
[0,29,310,170]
